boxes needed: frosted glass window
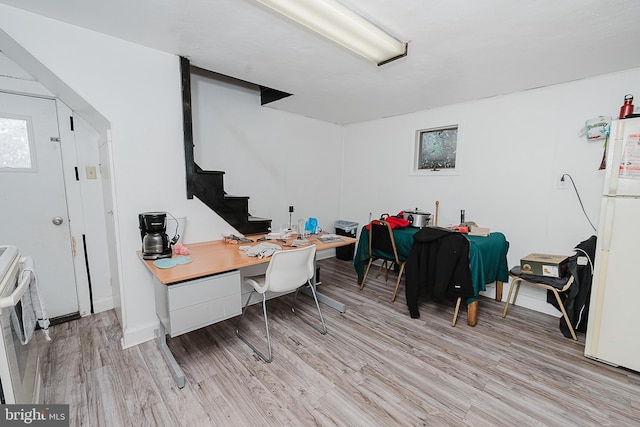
[0,117,33,170]
[416,126,458,171]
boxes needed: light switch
[86,166,97,180]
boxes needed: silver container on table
[403,209,432,228]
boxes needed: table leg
[300,256,347,313]
[467,300,478,327]
[314,290,346,313]
[156,320,186,389]
[466,280,502,327]
[302,280,346,313]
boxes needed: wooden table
[139,233,357,388]
[353,227,509,326]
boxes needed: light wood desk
[139,233,357,388]
[142,234,354,283]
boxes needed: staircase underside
[181,56,272,235]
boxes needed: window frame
[0,113,38,172]
[411,124,460,176]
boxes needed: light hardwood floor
[40,257,640,426]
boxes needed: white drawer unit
[155,269,241,337]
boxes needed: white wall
[0,5,344,347]
[0,5,186,346]
[191,73,343,237]
[341,68,640,314]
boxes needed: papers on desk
[318,234,343,243]
[239,243,282,259]
[265,232,288,240]
[291,238,310,247]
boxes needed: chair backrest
[368,220,401,263]
[263,244,317,293]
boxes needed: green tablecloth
[353,226,509,302]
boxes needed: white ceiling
[2,0,640,124]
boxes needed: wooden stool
[502,266,577,340]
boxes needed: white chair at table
[236,244,327,362]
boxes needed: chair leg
[513,280,522,304]
[502,278,521,318]
[236,290,273,362]
[361,259,374,290]
[292,280,327,335]
[452,297,462,327]
[375,259,389,280]
[550,289,578,341]
[383,261,390,280]
[390,263,406,302]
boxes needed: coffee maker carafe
[139,212,174,260]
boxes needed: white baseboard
[509,294,561,317]
[92,296,115,314]
[479,282,561,317]
[317,248,336,260]
[120,318,159,349]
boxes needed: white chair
[235,244,327,362]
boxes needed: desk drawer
[157,270,241,337]
[170,293,241,336]
[168,270,240,311]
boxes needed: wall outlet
[557,174,569,190]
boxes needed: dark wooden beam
[180,56,195,199]
[259,86,291,105]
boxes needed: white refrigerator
[585,117,640,372]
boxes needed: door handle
[52,216,64,226]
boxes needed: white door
[0,92,79,318]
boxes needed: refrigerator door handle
[607,139,624,196]
[601,198,616,252]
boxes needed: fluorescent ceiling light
[254,0,407,66]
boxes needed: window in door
[0,116,36,171]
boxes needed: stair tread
[196,169,224,175]
[190,166,270,234]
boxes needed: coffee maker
[139,212,175,260]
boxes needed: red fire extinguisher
[619,94,634,119]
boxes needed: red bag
[365,215,409,230]
[384,216,410,229]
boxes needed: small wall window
[412,125,459,175]
[0,116,35,170]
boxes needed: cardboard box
[520,253,569,278]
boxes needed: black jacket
[547,235,597,338]
[405,227,475,318]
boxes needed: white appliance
[0,245,43,403]
[585,117,640,372]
